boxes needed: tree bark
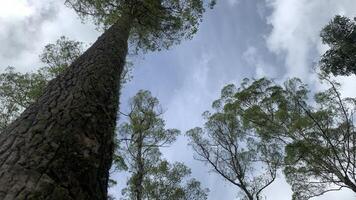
[0,16,132,200]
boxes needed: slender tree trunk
[0,15,132,200]
[134,132,144,200]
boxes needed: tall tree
[0,1,213,199]
[186,83,282,200]
[320,15,356,76]
[118,90,208,200]
[230,77,356,199]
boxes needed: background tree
[118,90,208,200]
[229,77,356,199]
[320,15,356,76]
[186,83,282,200]
[40,36,84,79]
[138,161,208,200]
[0,1,214,199]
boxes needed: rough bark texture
[0,17,131,200]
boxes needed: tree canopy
[223,76,356,199]
[320,15,356,76]
[187,82,282,200]
[65,0,215,52]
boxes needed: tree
[228,77,356,199]
[0,36,84,132]
[40,36,85,79]
[320,15,356,76]
[0,67,45,132]
[118,90,208,200]
[186,83,282,200]
[0,1,213,199]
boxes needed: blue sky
[1,0,356,199]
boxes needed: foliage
[283,77,356,199]
[320,15,356,76]
[40,36,84,79]
[117,90,208,200]
[122,160,209,200]
[65,0,215,52]
[186,81,282,200]
[0,67,46,132]
[227,76,356,199]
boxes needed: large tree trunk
[0,16,132,200]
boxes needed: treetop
[65,0,215,52]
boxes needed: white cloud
[265,0,356,84]
[336,75,356,98]
[0,0,59,72]
[0,0,33,20]
[242,46,277,78]
[0,0,98,73]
